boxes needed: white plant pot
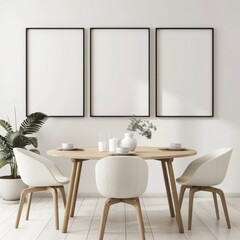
[121,132,137,151]
[0,177,27,203]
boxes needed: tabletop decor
[0,112,48,201]
[127,116,157,139]
[122,116,157,151]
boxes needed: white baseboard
[142,192,240,198]
[32,192,240,198]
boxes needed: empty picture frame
[26,28,85,117]
[90,28,150,117]
[156,28,214,117]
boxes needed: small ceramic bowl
[116,147,129,154]
[170,143,181,149]
[121,147,130,153]
[62,143,74,149]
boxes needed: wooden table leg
[161,161,175,218]
[70,161,83,217]
[62,159,78,233]
[167,159,184,233]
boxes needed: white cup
[170,143,181,149]
[98,141,107,152]
[109,138,120,152]
[62,143,74,149]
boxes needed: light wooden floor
[0,197,240,240]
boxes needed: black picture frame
[155,28,214,117]
[90,27,150,117]
[26,28,85,117]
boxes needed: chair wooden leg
[134,198,145,240]
[15,189,28,228]
[48,187,59,230]
[161,161,175,217]
[99,198,112,240]
[212,192,220,220]
[217,189,231,229]
[59,186,67,208]
[188,187,199,230]
[179,185,187,209]
[26,192,33,220]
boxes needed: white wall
[1,0,240,197]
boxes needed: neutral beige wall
[1,0,240,196]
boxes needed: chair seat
[55,175,69,184]
[25,175,69,187]
[176,176,214,187]
[176,176,190,185]
[29,175,69,187]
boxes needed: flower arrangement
[127,116,157,139]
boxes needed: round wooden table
[47,147,197,233]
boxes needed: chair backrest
[95,156,148,199]
[181,147,233,186]
[13,148,63,187]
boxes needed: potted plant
[0,112,48,202]
[122,116,157,151]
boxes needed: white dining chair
[176,147,233,230]
[13,148,69,230]
[95,156,148,240]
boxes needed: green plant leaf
[7,132,31,148]
[29,149,40,154]
[0,135,13,161]
[19,112,48,135]
[0,149,13,160]
[0,159,11,169]
[0,135,7,149]
[5,132,13,148]
[27,137,38,148]
[0,120,13,133]
[0,135,11,150]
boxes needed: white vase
[121,132,137,151]
[0,177,27,203]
